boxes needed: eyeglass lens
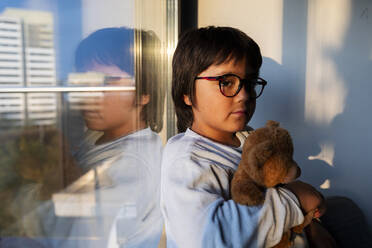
[219,75,263,98]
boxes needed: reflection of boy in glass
[75,27,163,143]
[70,27,164,248]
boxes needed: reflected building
[0,8,57,128]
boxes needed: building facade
[0,8,57,128]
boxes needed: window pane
[0,1,175,247]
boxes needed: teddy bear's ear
[266,120,280,128]
[249,140,274,166]
[243,140,274,183]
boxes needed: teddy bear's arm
[231,167,266,205]
[271,230,293,248]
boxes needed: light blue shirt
[161,128,306,248]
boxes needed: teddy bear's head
[241,120,301,188]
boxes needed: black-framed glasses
[195,73,267,98]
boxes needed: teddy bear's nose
[282,164,301,184]
[296,166,301,178]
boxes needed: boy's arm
[305,220,338,248]
[283,180,326,218]
[202,187,304,248]
[161,157,305,248]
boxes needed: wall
[199,0,372,228]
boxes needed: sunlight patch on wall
[309,141,335,190]
[304,0,350,126]
[305,61,347,125]
[320,179,331,189]
[308,142,335,167]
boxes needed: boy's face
[185,58,256,144]
[81,64,144,137]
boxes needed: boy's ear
[140,94,150,106]
[183,95,192,106]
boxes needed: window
[0,1,177,247]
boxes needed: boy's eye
[220,80,233,87]
[220,77,236,88]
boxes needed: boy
[161,26,330,247]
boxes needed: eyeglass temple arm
[195,76,220,80]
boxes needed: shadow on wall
[323,0,372,226]
[303,0,372,231]
[252,0,372,232]
[255,57,336,192]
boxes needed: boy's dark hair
[172,26,262,133]
[75,27,164,132]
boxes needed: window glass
[0,1,175,247]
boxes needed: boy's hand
[283,180,326,218]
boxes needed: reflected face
[81,64,140,135]
[188,59,256,141]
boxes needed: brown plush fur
[231,120,305,248]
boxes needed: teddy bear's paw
[271,230,294,248]
[291,225,304,234]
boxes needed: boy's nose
[235,84,250,101]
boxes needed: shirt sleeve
[161,156,305,248]
[104,155,163,248]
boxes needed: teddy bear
[231,120,316,248]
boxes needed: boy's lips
[231,109,247,115]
